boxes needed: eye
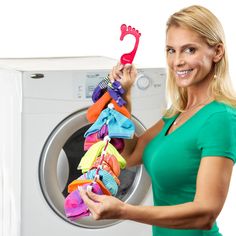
[166,48,175,54]
[185,47,196,54]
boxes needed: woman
[80,5,236,235]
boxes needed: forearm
[123,89,132,113]
[122,202,215,230]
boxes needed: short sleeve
[197,111,236,163]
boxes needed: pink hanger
[120,24,141,65]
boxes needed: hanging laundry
[91,153,121,179]
[64,24,141,221]
[64,189,90,220]
[84,104,135,139]
[107,80,126,107]
[65,71,135,221]
[68,179,111,196]
[92,75,111,102]
[77,140,126,173]
[83,127,124,152]
[86,91,131,123]
[64,182,104,221]
[85,169,118,196]
[92,76,126,107]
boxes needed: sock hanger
[120,24,141,65]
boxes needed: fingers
[109,62,136,80]
[79,188,125,220]
[79,188,98,219]
[110,62,124,81]
[110,62,133,79]
[123,64,132,77]
[86,189,106,202]
[130,64,137,78]
[79,188,98,207]
[123,64,137,90]
[79,188,107,220]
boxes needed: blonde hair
[164,5,236,118]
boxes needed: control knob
[136,74,151,90]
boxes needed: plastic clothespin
[94,174,100,181]
[108,103,114,109]
[120,24,141,65]
[103,135,111,143]
[98,164,103,169]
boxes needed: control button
[136,75,151,90]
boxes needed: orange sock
[86,92,111,123]
[111,99,131,119]
[68,179,111,196]
[87,91,131,123]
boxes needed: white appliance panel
[0,57,166,236]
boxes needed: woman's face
[166,26,216,89]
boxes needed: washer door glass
[39,108,151,228]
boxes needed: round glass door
[39,108,151,228]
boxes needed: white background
[0,0,235,235]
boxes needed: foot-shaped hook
[120,24,141,65]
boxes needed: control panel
[23,68,166,101]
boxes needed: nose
[174,53,185,67]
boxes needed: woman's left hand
[79,188,126,220]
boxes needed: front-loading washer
[0,56,166,236]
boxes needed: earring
[213,74,217,80]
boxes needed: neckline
[164,100,216,136]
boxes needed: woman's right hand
[109,62,137,93]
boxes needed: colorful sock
[86,169,118,196]
[91,86,106,103]
[84,131,124,152]
[111,99,131,119]
[68,179,111,196]
[64,189,90,220]
[107,87,126,107]
[112,80,125,95]
[78,141,126,173]
[86,92,131,123]
[64,182,105,220]
[86,92,111,123]
[91,154,121,185]
[84,132,100,151]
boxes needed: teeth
[176,69,193,75]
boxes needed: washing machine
[0,56,166,236]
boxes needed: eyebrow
[166,43,199,49]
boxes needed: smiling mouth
[176,69,193,77]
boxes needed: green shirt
[143,101,236,236]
